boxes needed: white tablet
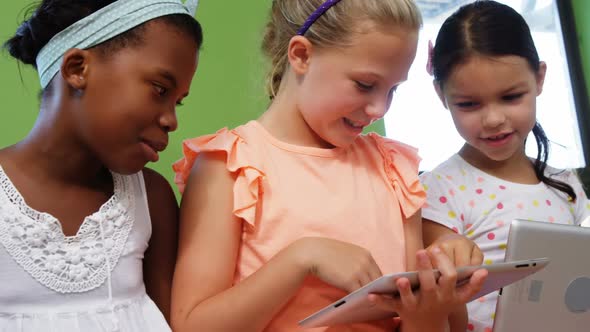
[299,258,549,328]
[493,220,590,331]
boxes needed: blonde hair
[261,0,422,99]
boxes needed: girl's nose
[482,105,506,128]
[159,108,178,133]
[365,95,391,120]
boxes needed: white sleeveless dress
[0,166,171,332]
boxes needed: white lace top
[0,166,171,332]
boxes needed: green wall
[573,0,589,96]
[0,3,39,147]
[571,0,590,188]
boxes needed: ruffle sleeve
[172,128,265,228]
[369,133,426,219]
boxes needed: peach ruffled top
[173,121,425,331]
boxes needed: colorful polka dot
[446,175,453,180]
[497,202,504,209]
[517,203,524,210]
[423,184,429,191]
[467,323,474,331]
[499,185,506,190]
[549,216,555,222]
[436,174,442,180]
[448,189,455,196]
[485,259,493,265]
[466,223,473,229]
[452,227,459,233]
[484,327,493,332]
[496,220,505,227]
[468,229,475,236]
[460,213,465,222]
[448,211,457,218]
[499,243,507,250]
[439,196,448,203]
[586,203,590,210]
[459,185,467,191]
[476,188,483,194]
[477,177,485,183]
[469,200,476,207]
[489,194,496,200]
[533,200,539,207]
[487,232,496,240]
[546,199,552,206]
[478,296,486,303]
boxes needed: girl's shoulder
[360,133,423,184]
[361,133,421,169]
[544,165,588,196]
[420,154,471,180]
[172,121,263,194]
[361,133,426,217]
[363,133,419,156]
[544,164,579,182]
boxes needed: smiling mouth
[485,133,512,141]
[142,139,167,152]
[343,118,367,130]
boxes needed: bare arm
[422,219,482,332]
[398,211,448,332]
[170,152,315,332]
[423,219,454,248]
[403,211,424,271]
[396,212,475,332]
[142,167,180,322]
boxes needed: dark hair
[3,0,203,86]
[432,0,576,202]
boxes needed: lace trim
[0,167,135,293]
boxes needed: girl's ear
[433,80,448,109]
[535,61,547,96]
[60,48,90,90]
[287,35,313,75]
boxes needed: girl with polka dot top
[420,1,590,331]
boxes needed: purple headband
[296,0,344,35]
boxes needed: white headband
[36,0,199,88]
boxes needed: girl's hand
[423,220,483,268]
[290,237,383,292]
[367,248,487,332]
[427,232,483,267]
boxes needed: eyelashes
[355,80,374,91]
[355,81,400,95]
[153,83,184,106]
[454,92,527,109]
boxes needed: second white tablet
[299,257,549,328]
